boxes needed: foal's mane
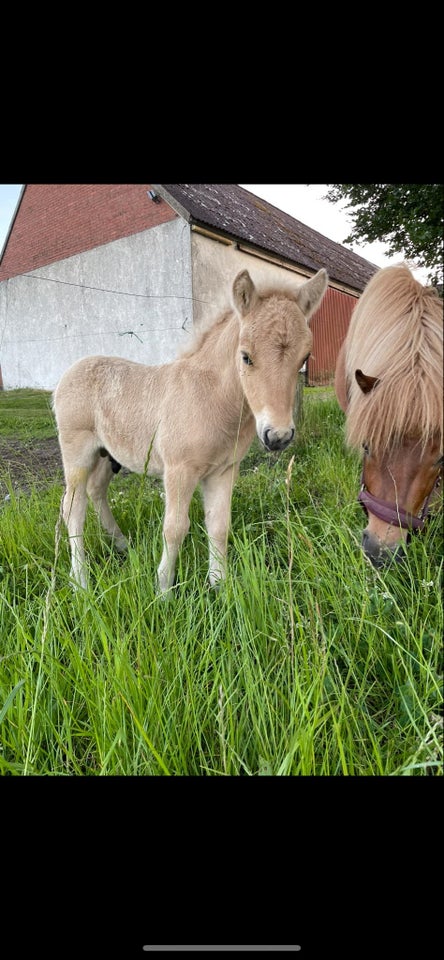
[178,271,303,361]
[179,310,233,360]
[345,265,443,453]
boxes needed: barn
[0,184,378,390]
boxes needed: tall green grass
[0,388,56,439]
[0,389,442,775]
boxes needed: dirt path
[0,437,64,498]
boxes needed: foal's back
[54,354,187,477]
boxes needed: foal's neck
[186,309,253,427]
[190,311,241,380]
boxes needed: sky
[0,183,23,253]
[0,183,429,283]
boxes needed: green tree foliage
[324,184,443,287]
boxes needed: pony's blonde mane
[345,264,443,453]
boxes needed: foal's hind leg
[201,466,238,588]
[59,435,108,589]
[86,456,129,552]
[61,466,91,589]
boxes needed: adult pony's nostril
[362,529,408,568]
[362,530,382,566]
[390,544,408,565]
[378,546,407,568]
[362,530,371,551]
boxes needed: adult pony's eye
[241,352,253,366]
[362,442,370,455]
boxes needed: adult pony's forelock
[344,264,443,454]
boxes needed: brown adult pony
[54,267,328,592]
[335,264,443,567]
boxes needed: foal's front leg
[157,468,197,594]
[201,466,238,588]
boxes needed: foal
[53,267,328,591]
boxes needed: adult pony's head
[336,264,443,567]
[232,267,328,451]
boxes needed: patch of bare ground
[0,437,64,498]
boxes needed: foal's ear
[296,268,328,320]
[355,369,380,394]
[232,270,258,316]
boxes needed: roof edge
[151,185,191,223]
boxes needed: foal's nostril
[264,427,294,451]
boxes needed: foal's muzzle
[263,426,295,452]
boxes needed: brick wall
[0,184,177,281]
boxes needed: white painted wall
[0,218,192,389]
[191,231,308,330]
[0,218,311,392]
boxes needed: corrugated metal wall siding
[307,286,358,386]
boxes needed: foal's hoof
[113,536,129,553]
[157,585,175,602]
[208,576,226,594]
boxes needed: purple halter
[358,464,443,531]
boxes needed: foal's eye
[241,352,253,366]
[362,443,370,455]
